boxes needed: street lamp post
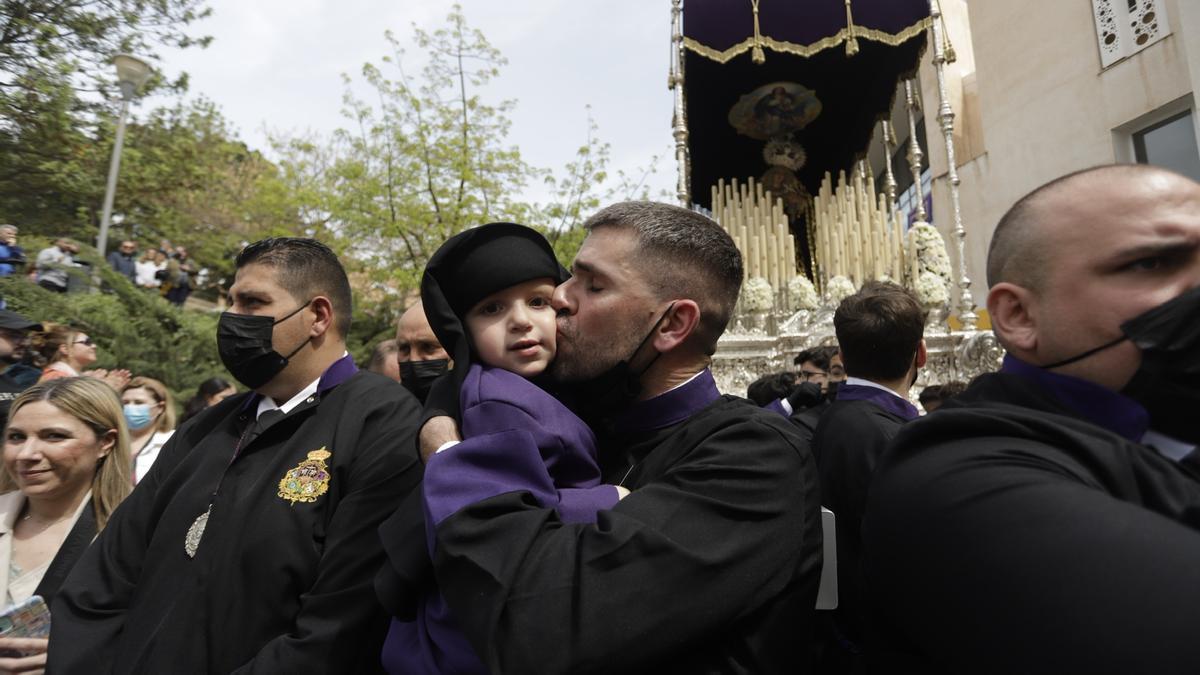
[97,54,152,259]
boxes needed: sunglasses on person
[74,337,94,346]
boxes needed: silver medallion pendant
[184,505,212,558]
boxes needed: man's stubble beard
[549,315,643,384]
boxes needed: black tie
[251,408,286,441]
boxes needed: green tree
[270,5,546,348]
[0,0,213,239]
[94,99,300,283]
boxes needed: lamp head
[112,54,152,99]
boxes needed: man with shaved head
[862,164,1200,673]
[395,300,451,403]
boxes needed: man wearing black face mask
[862,164,1200,674]
[416,202,823,672]
[50,238,423,674]
[395,300,451,403]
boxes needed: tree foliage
[275,8,538,301]
[0,0,214,244]
[272,5,661,348]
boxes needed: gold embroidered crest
[277,447,332,505]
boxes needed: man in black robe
[415,202,823,673]
[49,238,423,673]
[863,164,1200,674]
[811,281,923,671]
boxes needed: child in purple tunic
[382,223,625,674]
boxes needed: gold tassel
[844,0,860,57]
[936,0,957,63]
[751,0,766,63]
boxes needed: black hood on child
[420,222,569,393]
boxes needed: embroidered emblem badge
[277,447,332,505]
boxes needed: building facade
[920,0,1200,307]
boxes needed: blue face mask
[124,403,155,431]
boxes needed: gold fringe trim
[682,17,932,65]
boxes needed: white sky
[142,0,678,205]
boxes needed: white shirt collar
[256,378,319,419]
[845,376,907,401]
[255,352,350,419]
[661,369,705,395]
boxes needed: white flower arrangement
[787,275,819,311]
[915,270,950,307]
[741,277,775,312]
[908,223,953,286]
[825,275,856,305]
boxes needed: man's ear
[915,338,928,369]
[652,300,701,353]
[309,296,335,338]
[987,282,1038,354]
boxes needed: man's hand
[419,415,461,464]
[0,637,47,674]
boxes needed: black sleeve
[864,440,1200,675]
[432,420,817,673]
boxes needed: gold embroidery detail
[682,17,933,64]
[277,447,332,505]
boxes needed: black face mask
[1043,286,1200,443]
[398,358,449,403]
[217,299,312,390]
[568,303,676,428]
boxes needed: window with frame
[1132,110,1200,182]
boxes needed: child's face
[465,277,558,378]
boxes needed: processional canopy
[681,0,931,210]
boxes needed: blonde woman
[119,377,176,484]
[0,377,132,670]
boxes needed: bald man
[395,300,451,403]
[862,164,1200,674]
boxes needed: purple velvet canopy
[681,0,932,209]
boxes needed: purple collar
[612,369,722,434]
[836,382,920,420]
[239,353,359,413]
[1001,354,1148,442]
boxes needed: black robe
[862,372,1200,674]
[30,501,96,605]
[48,368,422,674]
[431,394,823,674]
[812,398,910,650]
